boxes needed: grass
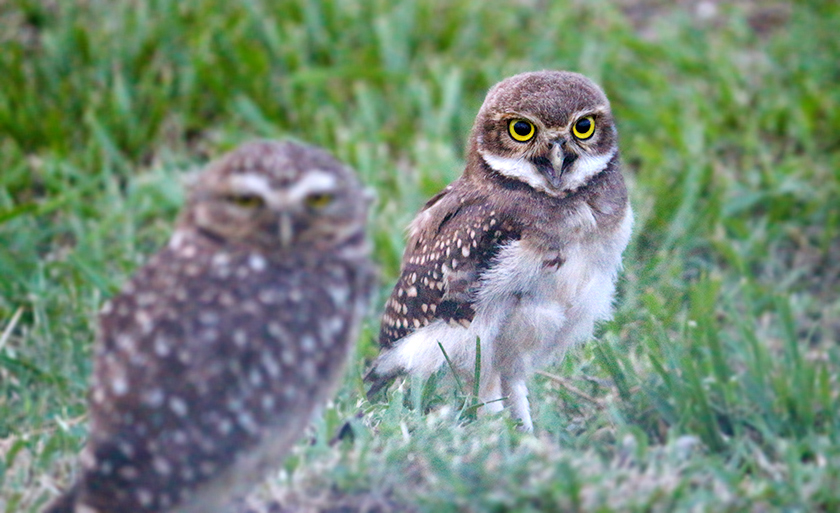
[1,0,839,511]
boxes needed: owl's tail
[363,363,403,401]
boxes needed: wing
[378,179,521,348]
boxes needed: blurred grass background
[1,0,839,511]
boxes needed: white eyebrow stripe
[285,170,337,202]
[226,171,338,207]
[227,174,274,197]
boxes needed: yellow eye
[572,116,596,140]
[305,192,334,209]
[226,194,264,208]
[508,119,536,142]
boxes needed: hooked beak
[531,139,577,190]
[278,212,293,248]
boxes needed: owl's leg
[500,367,533,432]
[469,323,505,415]
[491,302,548,432]
[477,370,503,415]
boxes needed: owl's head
[468,70,618,195]
[181,140,369,253]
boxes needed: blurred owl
[44,140,375,513]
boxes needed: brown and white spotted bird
[44,141,375,513]
[365,71,632,431]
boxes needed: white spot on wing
[169,397,188,417]
[249,253,267,272]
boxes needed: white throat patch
[479,149,615,194]
[479,151,554,194]
[562,152,614,192]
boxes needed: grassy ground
[1,0,839,511]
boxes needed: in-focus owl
[45,140,375,512]
[366,71,632,431]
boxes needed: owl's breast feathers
[94,241,368,428]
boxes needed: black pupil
[576,118,591,133]
[513,121,531,136]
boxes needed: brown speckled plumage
[379,187,520,345]
[366,71,632,431]
[45,141,375,513]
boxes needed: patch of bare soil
[615,0,791,39]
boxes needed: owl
[44,140,375,513]
[365,71,632,431]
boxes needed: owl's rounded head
[182,140,369,253]
[468,70,618,195]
